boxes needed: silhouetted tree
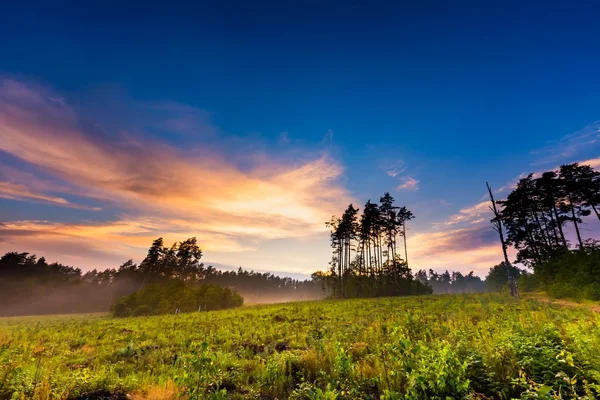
[325,193,426,298]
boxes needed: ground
[1,293,599,399]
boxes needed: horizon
[2,1,600,279]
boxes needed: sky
[1,1,600,278]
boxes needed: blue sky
[1,1,599,277]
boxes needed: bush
[110,280,243,317]
[132,305,152,316]
[581,282,600,301]
[112,302,128,317]
[518,273,539,292]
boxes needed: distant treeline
[490,162,600,300]
[414,269,488,294]
[0,238,323,316]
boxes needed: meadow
[1,293,599,399]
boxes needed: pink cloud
[396,176,419,191]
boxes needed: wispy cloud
[386,160,407,178]
[0,182,100,211]
[0,163,101,210]
[396,176,419,191]
[434,201,491,228]
[384,160,420,192]
[531,121,600,166]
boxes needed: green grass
[1,293,599,399]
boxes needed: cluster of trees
[484,262,524,292]
[489,163,600,300]
[321,193,431,298]
[414,269,487,294]
[494,163,600,265]
[111,280,243,317]
[0,238,323,316]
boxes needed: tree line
[0,238,323,316]
[414,269,488,294]
[488,162,600,300]
[319,192,431,297]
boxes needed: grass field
[1,293,599,399]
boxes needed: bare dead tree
[487,182,518,297]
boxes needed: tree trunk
[552,204,569,248]
[591,204,600,221]
[568,195,585,250]
[403,222,409,268]
[566,191,585,250]
[524,222,543,265]
[547,210,562,249]
[532,211,550,252]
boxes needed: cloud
[0,79,354,270]
[396,176,419,191]
[531,121,600,166]
[408,224,508,277]
[410,200,502,276]
[0,218,252,267]
[434,201,491,227]
[0,181,100,210]
[580,157,600,169]
[384,160,419,191]
[0,181,68,206]
[386,160,406,178]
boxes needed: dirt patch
[274,341,289,352]
[526,293,600,313]
[272,315,286,323]
[241,341,265,355]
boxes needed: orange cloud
[0,79,354,271]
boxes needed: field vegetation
[1,293,599,399]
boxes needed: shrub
[110,280,243,317]
[518,273,539,292]
[132,305,152,316]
